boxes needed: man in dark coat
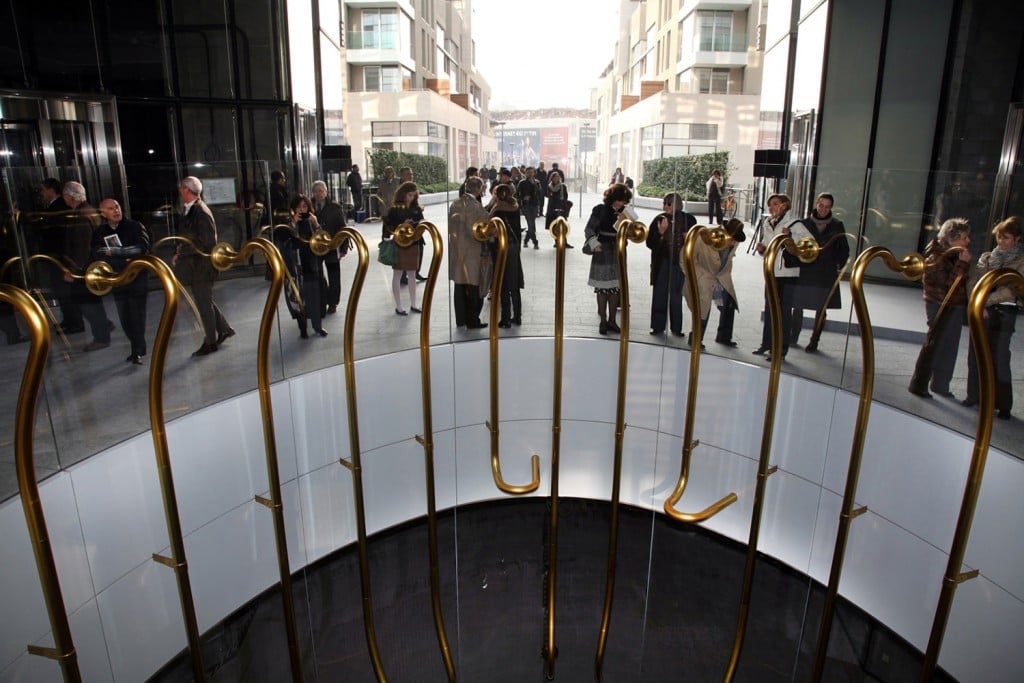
[312,180,348,314]
[646,192,696,336]
[346,165,364,220]
[517,167,541,249]
[62,181,114,350]
[95,198,150,364]
[535,162,549,217]
[35,178,80,331]
[268,170,291,225]
[174,176,234,357]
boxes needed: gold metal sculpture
[664,225,739,523]
[594,217,648,683]
[207,238,304,682]
[308,227,388,682]
[808,245,924,681]
[543,216,571,680]
[472,217,540,495]
[6,284,81,682]
[919,267,1024,682]
[391,221,457,682]
[722,234,820,682]
[83,255,207,681]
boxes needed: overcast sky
[471,0,622,110]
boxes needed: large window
[697,10,736,52]
[643,123,719,159]
[360,8,399,49]
[696,67,731,94]
[363,65,406,92]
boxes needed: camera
[300,212,310,220]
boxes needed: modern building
[593,0,766,192]
[342,0,493,182]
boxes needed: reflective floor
[1,192,1021,503]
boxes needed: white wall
[1,339,1020,682]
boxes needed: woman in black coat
[792,193,850,352]
[289,194,328,338]
[489,184,525,327]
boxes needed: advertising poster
[500,126,570,169]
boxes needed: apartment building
[594,0,765,190]
[343,0,493,180]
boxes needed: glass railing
[345,30,400,50]
[1,162,1021,505]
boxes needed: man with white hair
[311,180,348,314]
[62,181,114,351]
[174,176,234,357]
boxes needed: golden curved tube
[151,234,211,257]
[543,216,572,680]
[809,246,924,682]
[5,285,82,682]
[808,233,864,344]
[919,268,1024,681]
[722,233,823,682]
[328,230,389,682]
[472,217,541,495]
[206,239,304,683]
[595,218,648,683]
[0,254,76,355]
[84,256,207,680]
[388,221,457,682]
[664,225,739,523]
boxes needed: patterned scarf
[988,241,1024,269]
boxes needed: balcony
[678,36,749,71]
[345,30,415,70]
[681,0,752,13]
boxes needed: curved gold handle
[544,216,572,679]
[918,268,1024,682]
[664,225,739,523]
[595,217,647,682]
[473,217,541,495]
[207,238,305,682]
[86,256,207,680]
[4,284,83,682]
[1,254,81,355]
[808,245,924,681]
[808,232,867,345]
[396,221,457,681]
[151,234,211,258]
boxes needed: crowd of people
[7,164,1022,420]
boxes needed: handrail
[721,233,820,682]
[6,284,82,682]
[83,256,207,681]
[594,218,648,683]
[919,267,1024,681]
[206,238,304,682]
[472,217,541,495]
[807,233,865,346]
[543,216,571,680]
[809,245,924,681]
[1,253,78,355]
[312,228,389,681]
[664,225,739,523]
[390,221,457,682]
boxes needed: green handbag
[377,239,398,266]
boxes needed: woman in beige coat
[680,218,745,348]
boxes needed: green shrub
[367,149,447,186]
[420,182,460,193]
[641,151,732,201]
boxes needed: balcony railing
[346,30,400,50]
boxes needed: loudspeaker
[753,149,790,179]
[323,145,352,172]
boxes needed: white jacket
[760,211,808,278]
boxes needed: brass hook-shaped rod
[664,225,739,523]
[391,221,457,682]
[472,218,541,495]
[5,285,82,682]
[595,218,648,683]
[84,256,207,681]
[809,245,924,681]
[919,267,1024,681]
[1,254,77,355]
[324,229,389,682]
[543,216,572,679]
[722,233,822,681]
[208,238,304,683]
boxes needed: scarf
[811,209,832,234]
[988,242,1024,269]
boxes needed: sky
[471,0,622,111]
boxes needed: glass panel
[98,0,170,97]
[170,1,233,99]
[234,0,283,100]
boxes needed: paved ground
[1,191,1020,502]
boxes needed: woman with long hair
[382,181,423,315]
[583,183,633,335]
[289,194,328,338]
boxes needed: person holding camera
[289,195,327,339]
[584,183,633,335]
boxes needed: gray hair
[180,176,203,195]
[62,181,86,202]
[311,180,328,193]
[937,217,970,246]
[465,176,484,194]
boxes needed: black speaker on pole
[323,144,352,173]
[753,149,790,179]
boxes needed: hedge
[639,151,731,201]
[367,149,447,187]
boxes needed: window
[360,8,399,49]
[697,10,735,52]
[689,123,718,140]
[696,68,730,94]
[363,65,404,92]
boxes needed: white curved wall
[0,338,1020,682]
